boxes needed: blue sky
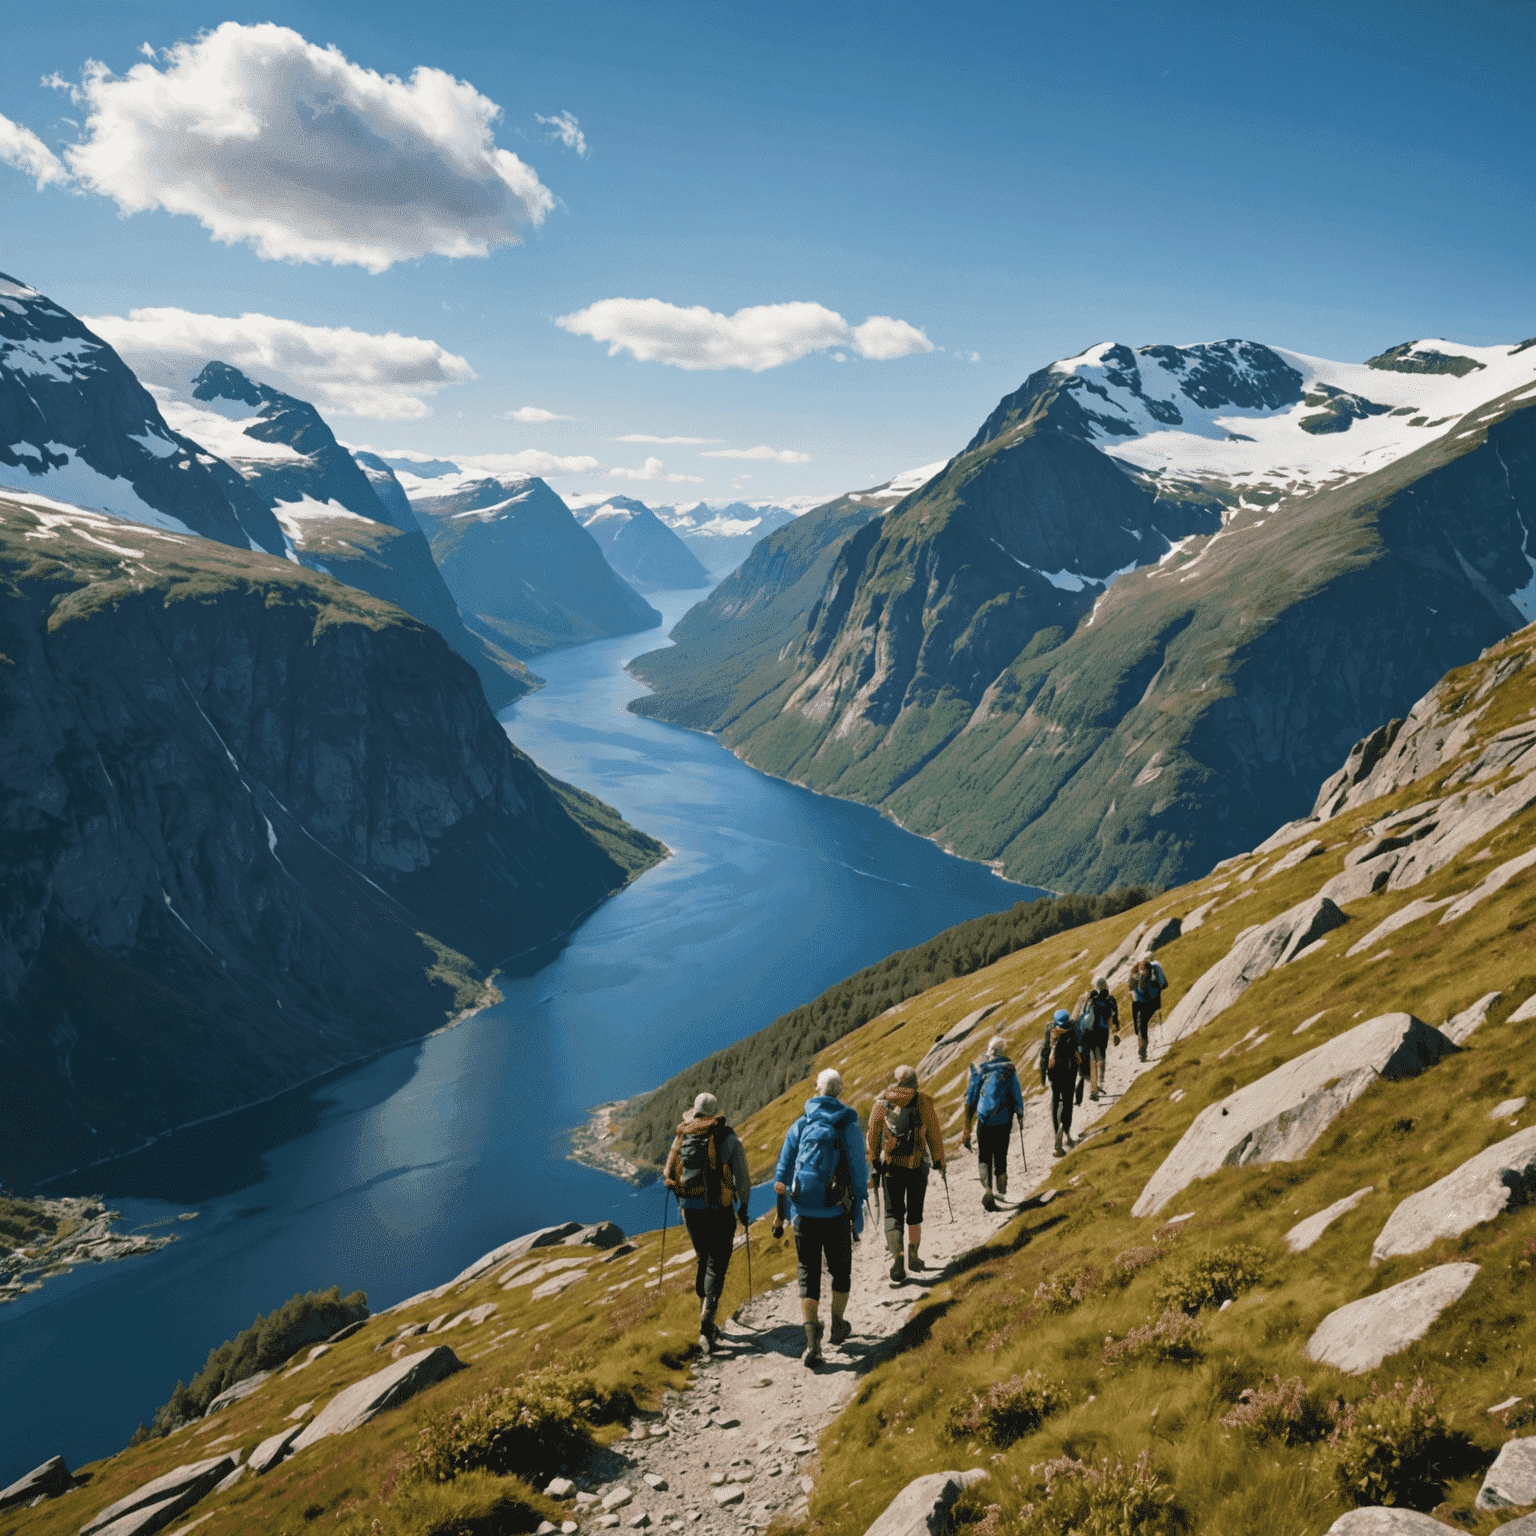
[2,0,1531,504]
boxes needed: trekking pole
[744,1221,753,1302]
[1017,1113,1027,1176]
[659,1185,669,1277]
[940,1163,955,1223]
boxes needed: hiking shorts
[883,1164,929,1229]
[793,1213,853,1302]
[682,1205,736,1306]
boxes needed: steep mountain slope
[635,339,1536,891]
[0,495,665,1184]
[157,364,533,708]
[629,466,947,730]
[0,274,283,555]
[575,496,711,590]
[409,475,660,658]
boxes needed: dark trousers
[1048,1072,1076,1137]
[794,1214,853,1302]
[884,1164,929,1231]
[683,1206,736,1308]
[1132,998,1157,1045]
[976,1122,1011,1190]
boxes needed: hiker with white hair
[664,1090,751,1356]
[961,1036,1025,1211]
[1079,976,1119,1102]
[866,1063,946,1283]
[772,1067,869,1367]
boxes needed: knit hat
[692,1092,719,1118]
[987,1035,1008,1057]
[1053,1009,1072,1024]
[816,1068,843,1098]
[1094,975,1108,990]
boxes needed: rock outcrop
[1323,1512,1458,1535]
[288,1347,462,1453]
[862,1468,989,1536]
[1132,1014,1456,1217]
[0,1455,72,1510]
[1303,1263,1481,1374]
[1476,1436,1536,1512]
[78,1453,238,1536]
[1371,1127,1536,1263]
[1284,1187,1373,1253]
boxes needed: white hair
[987,1035,1008,1057]
[816,1068,843,1098]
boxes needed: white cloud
[58,22,554,272]
[453,450,601,477]
[0,111,70,188]
[537,110,588,157]
[555,298,934,371]
[508,405,572,422]
[959,350,982,364]
[614,433,718,444]
[84,306,476,419]
[606,457,702,483]
[700,444,811,463]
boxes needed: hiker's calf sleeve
[831,1291,849,1321]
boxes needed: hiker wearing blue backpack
[961,1036,1025,1212]
[772,1068,869,1368]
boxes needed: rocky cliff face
[577,498,710,591]
[0,273,283,554]
[411,476,660,657]
[633,338,1536,891]
[0,496,665,1184]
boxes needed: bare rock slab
[1324,1510,1458,1534]
[1285,1188,1373,1252]
[1163,894,1348,1042]
[864,1468,988,1536]
[1133,1014,1456,1218]
[79,1454,237,1536]
[289,1346,462,1453]
[204,1369,273,1415]
[1304,1263,1480,1374]
[1,1456,72,1510]
[1372,1127,1536,1263]
[249,1422,307,1475]
[1475,1435,1536,1511]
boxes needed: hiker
[1078,976,1119,1102]
[1040,1008,1082,1157]
[772,1068,868,1368]
[663,1091,750,1356]
[1129,956,1169,1061]
[961,1036,1024,1212]
[866,1064,946,1284]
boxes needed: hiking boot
[1138,1044,1147,1062]
[803,1320,824,1367]
[1064,1132,1076,1148]
[981,1191,998,1212]
[829,1316,852,1345]
[1090,1086,1101,1101]
[698,1327,714,1356]
[889,1254,906,1283]
[907,1245,926,1272]
[1053,1132,1064,1158]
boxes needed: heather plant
[1325,1378,1472,1509]
[1101,1308,1204,1366]
[1033,1265,1102,1313]
[1155,1243,1265,1314]
[945,1372,1071,1447]
[1013,1451,1182,1536]
[1219,1376,1333,1446]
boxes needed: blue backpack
[791,1116,852,1211]
[972,1059,1017,1124]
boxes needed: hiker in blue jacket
[961,1036,1025,1211]
[772,1068,868,1368]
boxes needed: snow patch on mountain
[0,450,196,535]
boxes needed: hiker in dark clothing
[1129,957,1169,1061]
[773,1068,868,1367]
[1079,976,1118,1102]
[962,1036,1025,1211]
[866,1064,946,1283]
[1040,1008,1082,1157]
[664,1091,751,1356]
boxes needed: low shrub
[1114,1246,1160,1276]
[1014,1450,1182,1536]
[1033,1266,1101,1313]
[1101,1308,1204,1366]
[1155,1243,1265,1314]
[946,1372,1071,1446]
[336,1471,558,1535]
[1326,1378,1472,1509]
[1219,1376,1333,1445]
[401,1368,601,1486]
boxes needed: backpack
[790,1115,852,1212]
[973,1059,1016,1123]
[676,1124,735,1206]
[1047,1025,1080,1075]
[879,1096,922,1161]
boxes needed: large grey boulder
[1,1455,72,1510]
[288,1346,462,1453]
[1133,1014,1457,1218]
[863,1468,988,1536]
[387,1225,586,1308]
[1162,895,1348,1043]
[1476,1436,1536,1511]
[204,1368,273,1415]
[1285,1188,1373,1253]
[563,1222,626,1249]
[78,1454,237,1536]
[1303,1263,1480,1374]
[1385,770,1536,891]
[1323,1510,1458,1534]
[249,1422,307,1474]
[1372,1127,1536,1263]
[917,1005,1002,1079]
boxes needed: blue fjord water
[2,586,1037,1475]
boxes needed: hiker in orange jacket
[866,1065,946,1284]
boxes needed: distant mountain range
[565,491,811,575]
[572,495,711,591]
[631,338,1536,891]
